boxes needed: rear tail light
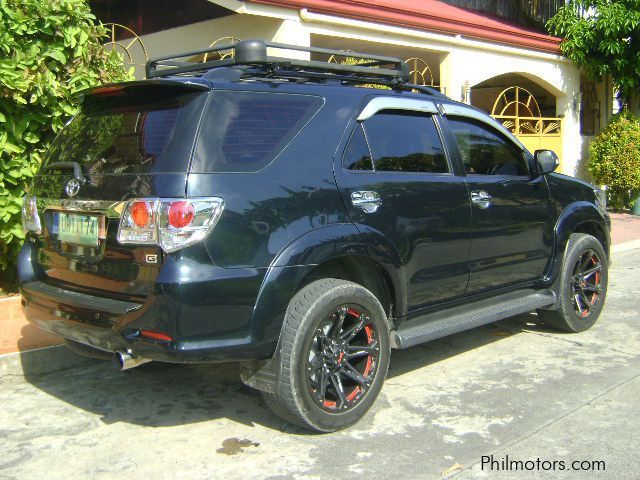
[119,199,158,245]
[167,201,194,229]
[117,197,223,252]
[22,195,42,234]
[130,201,152,228]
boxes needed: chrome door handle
[351,190,382,213]
[470,190,492,209]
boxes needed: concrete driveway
[1,248,638,480]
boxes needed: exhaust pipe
[114,350,152,371]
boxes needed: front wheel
[537,233,608,332]
[263,278,391,432]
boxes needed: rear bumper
[18,241,274,363]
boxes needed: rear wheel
[537,233,607,332]
[263,278,390,432]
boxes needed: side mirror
[535,149,560,175]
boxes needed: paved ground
[609,212,640,245]
[1,247,638,480]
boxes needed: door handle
[351,190,382,213]
[470,190,492,209]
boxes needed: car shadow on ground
[20,312,562,433]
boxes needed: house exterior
[90,0,613,178]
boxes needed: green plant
[0,0,131,288]
[547,1,640,113]
[588,111,640,210]
[339,57,391,90]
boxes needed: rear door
[30,83,209,299]
[441,106,554,293]
[334,98,471,310]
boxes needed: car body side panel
[462,174,555,292]
[332,111,471,311]
[543,173,610,281]
[186,88,360,269]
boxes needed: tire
[263,278,391,432]
[537,233,608,332]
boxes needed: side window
[343,124,373,170]
[363,111,449,173]
[447,117,528,176]
[192,91,323,173]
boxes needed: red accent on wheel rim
[572,250,603,319]
[308,306,379,412]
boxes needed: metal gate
[491,86,562,166]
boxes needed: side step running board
[393,289,556,349]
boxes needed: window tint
[343,124,373,170]
[193,91,323,172]
[363,111,448,173]
[447,117,528,176]
[42,91,207,174]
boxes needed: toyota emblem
[65,178,81,197]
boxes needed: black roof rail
[146,39,410,85]
[400,83,448,99]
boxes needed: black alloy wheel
[306,305,380,412]
[537,233,608,333]
[262,278,390,432]
[571,249,603,319]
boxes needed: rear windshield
[191,91,323,173]
[41,87,207,175]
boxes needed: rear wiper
[44,162,87,184]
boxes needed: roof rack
[146,39,410,86]
[400,83,448,99]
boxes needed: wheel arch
[547,201,610,283]
[298,255,398,322]
[249,224,406,358]
[571,220,609,255]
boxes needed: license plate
[55,212,105,246]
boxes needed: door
[335,104,471,310]
[30,83,209,298]
[445,114,554,293]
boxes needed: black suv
[19,40,610,432]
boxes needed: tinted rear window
[41,88,207,175]
[192,91,323,173]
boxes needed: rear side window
[192,91,323,173]
[42,89,207,174]
[363,111,448,173]
[343,124,373,170]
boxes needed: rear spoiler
[77,79,211,100]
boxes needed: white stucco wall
[130,14,311,77]
[130,2,585,177]
[296,13,582,176]
[134,14,284,74]
[441,48,581,175]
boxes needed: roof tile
[247,0,561,53]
